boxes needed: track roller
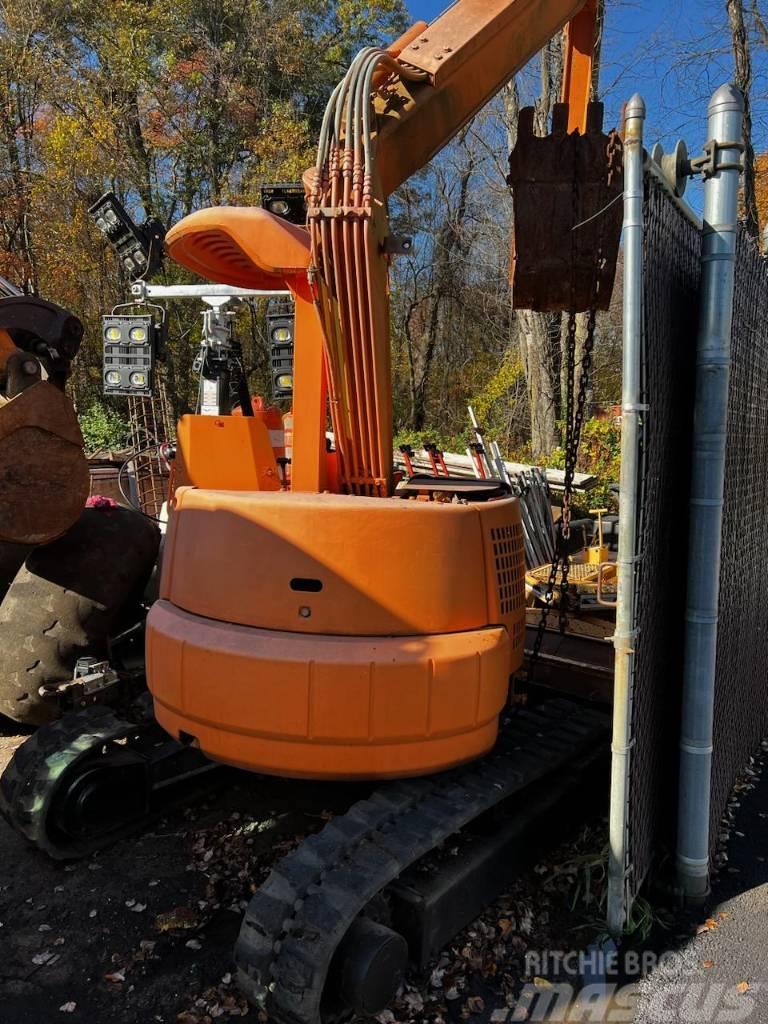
[334,918,408,1016]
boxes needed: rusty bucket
[0,380,89,545]
[508,101,623,313]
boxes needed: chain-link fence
[623,181,768,920]
[709,228,768,855]
[625,176,701,912]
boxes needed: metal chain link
[527,129,621,683]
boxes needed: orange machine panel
[147,600,511,779]
[173,415,281,493]
[164,206,310,291]
[161,489,523,638]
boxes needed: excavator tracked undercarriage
[1,0,623,1018]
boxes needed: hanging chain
[527,310,597,678]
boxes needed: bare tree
[727,0,759,239]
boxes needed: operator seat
[165,206,310,290]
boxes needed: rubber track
[0,703,156,859]
[234,700,608,1024]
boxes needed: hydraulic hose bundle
[307,49,426,497]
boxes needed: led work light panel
[102,314,156,396]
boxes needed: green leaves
[78,402,131,453]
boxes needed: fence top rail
[644,156,703,230]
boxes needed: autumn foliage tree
[2,0,622,479]
[0,0,407,412]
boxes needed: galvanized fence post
[676,85,743,904]
[607,94,645,937]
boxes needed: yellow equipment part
[585,507,610,564]
[526,561,617,592]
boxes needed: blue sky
[406,0,766,161]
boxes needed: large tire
[0,506,160,726]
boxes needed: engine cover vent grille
[491,523,525,616]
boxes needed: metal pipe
[0,273,23,298]
[676,84,743,904]
[606,93,645,937]
[130,282,289,300]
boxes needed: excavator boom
[373,0,595,197]
[305,0,611,496]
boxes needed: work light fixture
[266,302,295,400]
[260,183,306,226]
[102,313,164,396]
[88,192,166,280]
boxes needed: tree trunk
[727,0,759,239]
[518,309,557,458]
[407,136,474,430]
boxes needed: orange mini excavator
[2,1,619,1019]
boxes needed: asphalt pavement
[633,755,768,1024]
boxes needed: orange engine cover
[147,489,526,780]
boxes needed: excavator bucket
[508,101,623,312]
[0,380,89,545]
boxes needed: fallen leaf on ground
[155,907,200,932]
[737,981,750,994]
[703,960,715,969]
[32,951,59,966]
[59,1003,76,1013]
[105,970,126,983]
[696,918,719,934]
